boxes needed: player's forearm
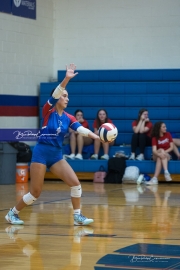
[60,77,70,88]
[52,77,70,99]
[76,126,99,139]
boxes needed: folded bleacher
[39,69,180,180]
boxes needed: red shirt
[132,120,153,137]
[93,118,113,129]
[152,132,173,150]
[81,119,89,128]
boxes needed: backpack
[93,165,107,183]
[104,157,126,184]
[9,142,32,163]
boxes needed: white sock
[164,170,169,174]
[12,207,20,214]
[74,209,81,215]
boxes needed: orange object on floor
[16,163,29,183]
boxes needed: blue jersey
[38,96,81,148]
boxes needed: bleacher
[39,69,180,181]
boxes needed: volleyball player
[5,63,99,226]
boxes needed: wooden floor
[0,181,180,270]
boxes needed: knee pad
[23,192,37,205]
[71,185,82,198]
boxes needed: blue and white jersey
[38,96,81,148]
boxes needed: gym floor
[0,181,180,270]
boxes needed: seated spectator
[91,109,114,160]
[147,122,173,185]
[65,109,93,160]
[129,108,153,161]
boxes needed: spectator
[147,121,173,185]
[91,109,115,160]
[65,109,93,160]
[129,108,153,161]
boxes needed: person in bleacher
[91,109,114,160]
[64,109,93,160]
[129,108,153,161]
[146,121,173,185]
[5,64,100,226]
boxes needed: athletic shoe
[145,177,158,185]
[164,172,172,182]
[64,153,75,160]
[5,225,24,240]
[5,209,24,225]
[100,154,109,160]
[90,154,98,160]
[74,213,94,226]
[129,153,135,160]
[136,154,144,161]
[75,153,83,160]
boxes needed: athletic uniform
[5,74,94,227]
[32,96,81,167]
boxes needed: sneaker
[136,154,144,161]
[74,213,94,226]
[5,225,24,240]
[5,209,24,225]
[90,154,98,160]
[64,153,75,160]
[75,153,83,160]
[100,154,109,160]
[129,153,135,160]
[146,177,158,185]
[164,172,172,182]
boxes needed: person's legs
[65,132,77,159]
[91,139,101,159]
[136,134,151,161]
[153,157,162,179]
[173,139,180,159]
[5,163,46,225]
[173,138,180,147]
[101,140,114,160]
[75,135,93,160]
[50,159,93,225]
[131,133,139,153]
[159,150,172,181]
[70,132,77,155]
[149,149,172,183]
[146,155,160,185]
[129,133,139,159]
[138,133,146,154]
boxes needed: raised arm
[43,64,78,117]
[52,63,78,99]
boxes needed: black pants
[131,133,151,154]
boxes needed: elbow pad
[77,126,90,137]
[52,85,65,99]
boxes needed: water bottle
[137,174,144,185]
